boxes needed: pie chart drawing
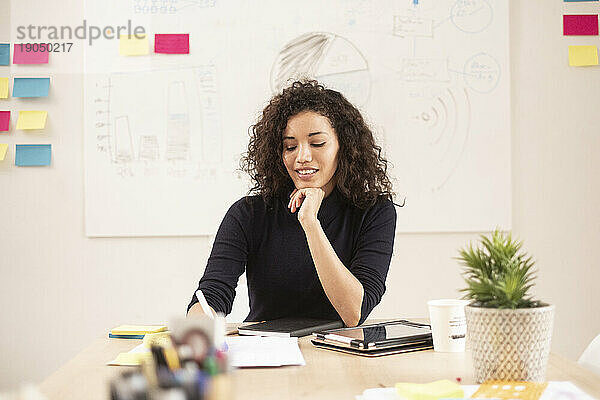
[270,32,371,106]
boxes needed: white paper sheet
[225,336,306,368]
[356,382,596,400]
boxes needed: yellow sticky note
[111,325,167,335]
[107,350,152,366]
[16,111,47,130]
[0,143,7,160]
[395,380,463,400]
[568,45,599,67]
[119,34,149,56]
[0,78,8,99]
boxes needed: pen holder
[110,315,232,400]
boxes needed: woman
[188,80,396,327]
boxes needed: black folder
[237,317,344,338]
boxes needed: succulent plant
[457,229,543,309]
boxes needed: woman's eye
[311,142,326,147]
[285,146,297,151]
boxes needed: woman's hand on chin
[288,187,325,229]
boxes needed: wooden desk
[40,333,600,400]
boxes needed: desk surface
[40,327,600,400]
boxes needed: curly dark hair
[240,80,394,209]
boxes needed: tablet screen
[325,322,431,343]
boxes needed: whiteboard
[84,0,510,236]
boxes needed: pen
[195,290,215,319]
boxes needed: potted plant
[457,229,554,383]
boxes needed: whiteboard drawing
[397,86,471,192]
[85,0,510,235]
[463,53,501,93]
[90,66,222,180]
[393,15,434,38]
[270,32,370,106]
[451,0,493,33]
[132,0,216,14]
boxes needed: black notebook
[237,317,344,338]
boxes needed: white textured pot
[465,304,555,383]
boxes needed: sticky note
[13,44,49,64]
[0,144,7,160]
[15,144,51,166]
[119,35,149,56]
[0,44,9,66]
[155,34,190,54]
[564,0,598,2]
[0,111,10,131]
[107,350,152,366]
[396,380,464,400]
[13,78,50,98]
[0,78,8,99]
[568,45,599,66]
[16,111,47,130]
[110,325,168,335]
[564,15,599,35]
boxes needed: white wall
[1,0,599,389]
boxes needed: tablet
[311,319,433,356]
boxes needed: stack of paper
[225,336,305,367]
[356,381,594,400]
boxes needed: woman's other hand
[288,187,325,229]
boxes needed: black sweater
[187,189,397,325]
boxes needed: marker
[195,290,215,319]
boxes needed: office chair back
[578,334,600,376]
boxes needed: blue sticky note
[15,144,51,166]
[564,0,599,2]
[0,44,9,66]
[13,78,50,98]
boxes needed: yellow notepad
[395,379,463,400]
[107,350,151,366]
[110,325,167,335]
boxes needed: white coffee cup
[427,299,469,352]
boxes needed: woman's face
[282,111,340,195]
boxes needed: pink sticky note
[0,111,10,131]
[13,44,50,64]
[563,15,599,36]
[155,34,190,54]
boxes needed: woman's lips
[296,169,318,180]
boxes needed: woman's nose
[297,145,312,163]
